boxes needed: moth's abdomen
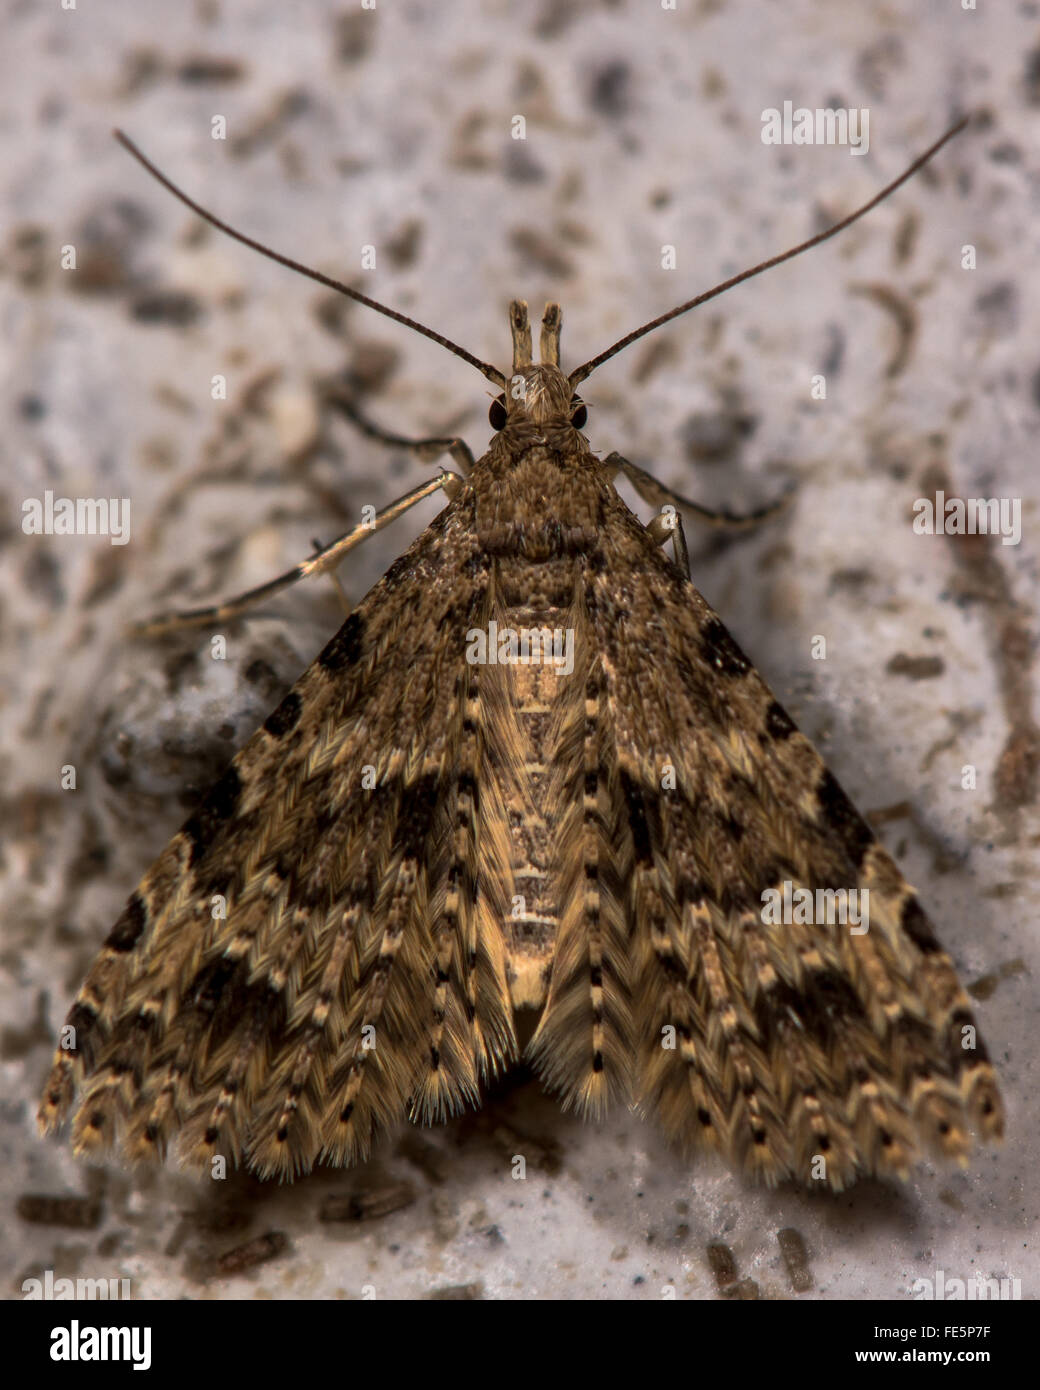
[482,600,571,1010]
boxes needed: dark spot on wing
[753,970,869,1048]
[211,977,289,1060]
[764,700,797,740]
[264,689,302,738]
[719,811,745,845]
[814,769,874,872]
[183,765,243,865]
[676,876,706,908]
[188,954,246,1021]
[900,895,941,956]
[620,771,654,865]
[66,1001,100,1064]
[396,773,442,861]
[699,616,751,678]
[104,892,147,952]
[319,611,365,673]
[458,768,480,815]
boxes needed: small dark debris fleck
[589,60,632,118]
[17,1194,102,1229]
[130,290,202,326]
[886,652,945,680]
[334,11,375,64]
[319,1182,416,1223]
[777,1227,814,1293]
[721,1278,760,1300]
[397,1133,450,1184]
[215,1229,288,1276]
[681,408,756,463]
[429,1282,483,1300]
[176,56,247,84]
[706,1241,737,1290]
[244,658,283,694]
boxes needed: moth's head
[488,300,587,433]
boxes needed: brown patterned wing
[580,487,1003,1190]
[38,488,518,1178]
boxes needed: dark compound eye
[570,399,587,429]
[489,395,507,430]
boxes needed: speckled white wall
[2,0,1036,1301]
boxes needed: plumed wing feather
[580,488,1003,1189]
[39,488,518,1178]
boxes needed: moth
[39,118,1003,1189]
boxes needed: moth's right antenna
[114,130,507,390]
[569,115,971,388]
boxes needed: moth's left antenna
[113,130,507,388]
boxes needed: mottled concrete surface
[2,0,1036,1300]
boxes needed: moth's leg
[310,537,352,616]
[646,507,691,577]
[131,471,462,636]
[327,387,477,476]
[602,450,793,529]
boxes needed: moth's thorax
[472,439,604,560]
